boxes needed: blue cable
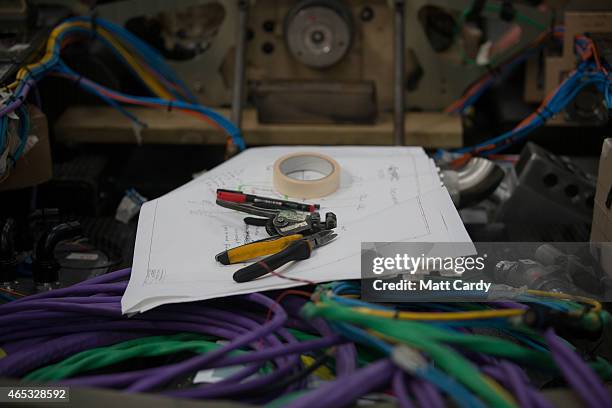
[330,322,486,408]
[53,63,148,127]
[452,62,611,156]
[0,116,7,154]
[417,367,487,408]
[64,16,198,103]
[56,26,185,101]
[11,105,30,163]
[2,20,246,151]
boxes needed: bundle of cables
[445,26,564,115]
[0,15,245,180]
[439,32,611,165]
[1,269,611,407]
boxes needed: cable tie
[391,345,426,374]
[535,105,553,122]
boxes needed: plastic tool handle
[233,240,312,283]
[218,234,303,265]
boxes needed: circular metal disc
[285,5,352,68]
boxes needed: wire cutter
[230,230,337,283]
[216,189,336,237]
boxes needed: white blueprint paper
[122,146,472,314]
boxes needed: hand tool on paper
[231,230,337,283]
[215,234,305,265]
[217,189,320,212]
[215,189,336,237]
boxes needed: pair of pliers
[215,230,337,283]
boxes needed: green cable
[25,333,263,382]
[303,302,553,408]
[286,329,321,342]
[592,357,612,381]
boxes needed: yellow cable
[482,375,519,407]
[300,355,334,380]
[7,21,174,100]
[350,306,525,321]
[526,289,602,312]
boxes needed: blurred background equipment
[496,142,597,225]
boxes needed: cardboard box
[592,139,612,240]
[0,106,52,191]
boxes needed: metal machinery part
[284,0,354,69]
[496,142,597,225]
[442,157,505,209]
[94,1,547,111]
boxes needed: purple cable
[126,293,288,392]
[392,370,416,408]
[73,268,131,286]
[484,364,530,408]
[492,301,529,310]
[544,328,611,407]
[0,304,278,367]
[2,298,272,343]
[9,282,127,305]
[287,359,394,408]
[0,81,32,117]
[0,300,122,316]
[0,331,141,377]
[0,336,55,355]
[481,362,545,408]
[231,295,345,383]
[307,316,357,377]
[408,377,445,408]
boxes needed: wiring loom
[0,16,246,180]
[440,31,611,166]
[0,270,611,407]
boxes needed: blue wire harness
[0,16,245,176]
[438,33,611,161]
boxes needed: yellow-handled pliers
[215,234,305,265]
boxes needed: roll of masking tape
[273,152,340,199]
